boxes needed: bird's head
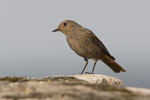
[52,20,81,35]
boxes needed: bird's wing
[84,28,115,60]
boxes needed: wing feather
[84,28,115,60]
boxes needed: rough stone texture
[74,74,124,88]
[0,74,149,100]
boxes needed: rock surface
[0,74,149,100]
[74,74,124,88]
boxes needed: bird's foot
[79,72,94,74]
[85,72,94,74]
[79,72,83,74]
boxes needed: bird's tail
[101,54,126,73]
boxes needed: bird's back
[66,27,115,60]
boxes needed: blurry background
[0,0,150,88]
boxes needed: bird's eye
[64,23,67,26]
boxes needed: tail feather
[101,55,126,73]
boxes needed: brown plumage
[52,20,126,74]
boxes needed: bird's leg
[80,58,88,74]
[91,59,98,74]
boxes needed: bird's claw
[79,72,94,74]
[85,72,94,74]
[79,72,83,74]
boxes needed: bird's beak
[52,29,59,32]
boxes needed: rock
[73,74,124,88]
[0,75,149,100]
[127,87,150,96]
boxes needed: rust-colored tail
[101,55,126,73]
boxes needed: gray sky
[0,0,150,88]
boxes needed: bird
[52,20,126,74]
